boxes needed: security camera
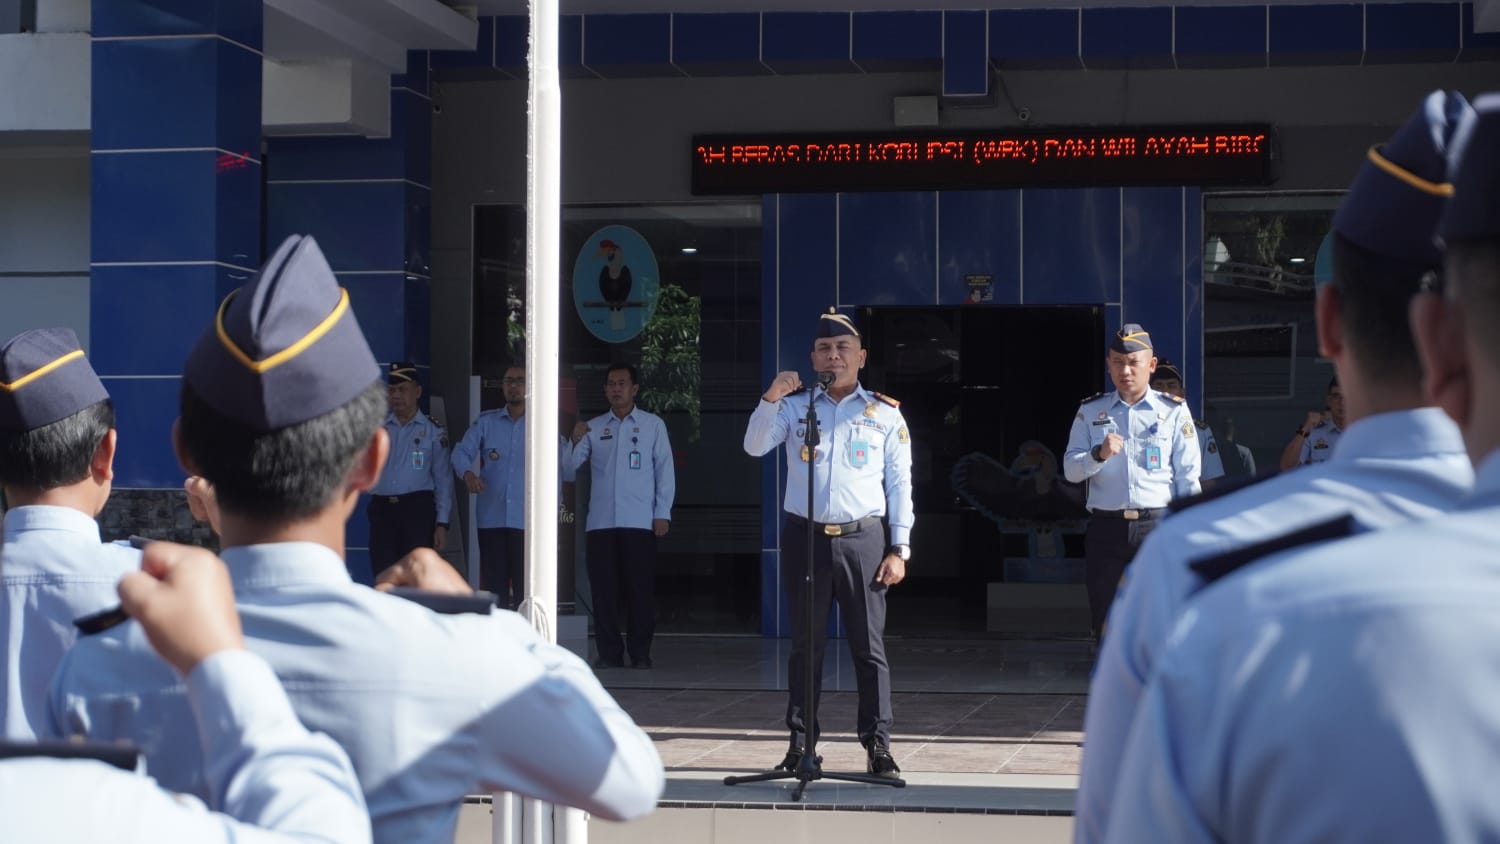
[1017,108,1032,123]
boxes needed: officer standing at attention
[450,365,574,609]
[1063,325,1201,640]
[49,235,665,844]
[570,363,675,670]
[1104,92,1500,844]
[367,362,451,579]
[1076,90,1478,844]
[0,328,138,739]
[1278,376,1346,470]
[743,309,912,779]
[3,541,372,843]
[1149,360,1225,485]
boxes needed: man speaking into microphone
[743,308,913,779]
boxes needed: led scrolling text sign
[691,126,1277,194]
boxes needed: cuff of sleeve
[889,527,911,545]
[187,650,297,756]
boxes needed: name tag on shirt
[412,449,426,470]
[1145,445,1162,471]
[851,440,870,467]
[629,450,642,470]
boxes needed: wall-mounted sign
[572,225,661,343]
[692,125,1276,194]
[964,273,993,304]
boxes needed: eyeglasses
[502,377,526,385]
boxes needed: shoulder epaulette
[387,587,495,615]
[872,391,900,407]
[1168,471,1274,514]
[1079,391,1107,405]
[1195,419,1210,429]
[1162,392,1186,403]
[0,740,142,772]
[1188,513,1359,585]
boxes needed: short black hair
[0,399,114,491]
[606,363,639,385]
[178,380,385,520]
[1330,233,1431,383]
[1445,237,1500,369]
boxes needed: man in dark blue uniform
[743,309,913,779]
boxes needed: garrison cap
[1110,324,1153,354]
[184,234,381,433]
[1439,91,1500,243]
[1333,90,1472,268]
[387,362,419,384]
[816,308,860,339]
[1152,359,1184,383]
[0,328,109,432]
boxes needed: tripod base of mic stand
[723,755,906,802]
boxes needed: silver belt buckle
[1122,509,1140,521]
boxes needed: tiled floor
[595,635,1090,778]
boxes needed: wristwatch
[887,544,911,561]
[1294,428,1309,438]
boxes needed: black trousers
[587,528,657,664]
[782,516,892,749]
[368,491,436,579]
[478,527,525,609]
[1084,514,1161,638]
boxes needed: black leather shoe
[591,657,624,670]
[775,748,822,772]
[631,657,653,670]
[866,742,901,778]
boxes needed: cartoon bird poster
[572,225,661,343]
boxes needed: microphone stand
[725,375,905,801]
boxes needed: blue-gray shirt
[48,542,664,844]
[1,505,138,739]
[1105,449,1500,844]
[4,650,370,843]
[1063,389,1202,509]
[569,406,675,532]
[1077,407,1475,844]
[370,410,452,523]
[743,384,914,545]
[450,409,574,529]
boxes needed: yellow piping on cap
[215,288,352,374]
[820,312,860,336]
[1367,146,1454,198]
[0,349,85,392]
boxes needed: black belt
[786,514,881,536]
[372,491,434,506]
[1091,507,1166,521]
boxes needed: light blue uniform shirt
[1076,407,1475,844]
[1197,421,1225,481]
[1063,390,1202,510]
[743,384,914,545]
[1,505,139,739]
[1298,419,1343,466]
[370,410,452,523]
[4,649,370,843]
[1105,450,1500,844]
[569,406,675,531]
[450,409,574,529]
[49,542,665,844]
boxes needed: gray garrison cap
[184,234,381,432]
[0,328,109,432]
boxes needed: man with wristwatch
[744,308,913,779]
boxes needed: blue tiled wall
[264,51,435,583]
[759,186,1202,635]
[429,4,1491,79]
[90,0,263,493]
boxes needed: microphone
[815,370,835,389]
